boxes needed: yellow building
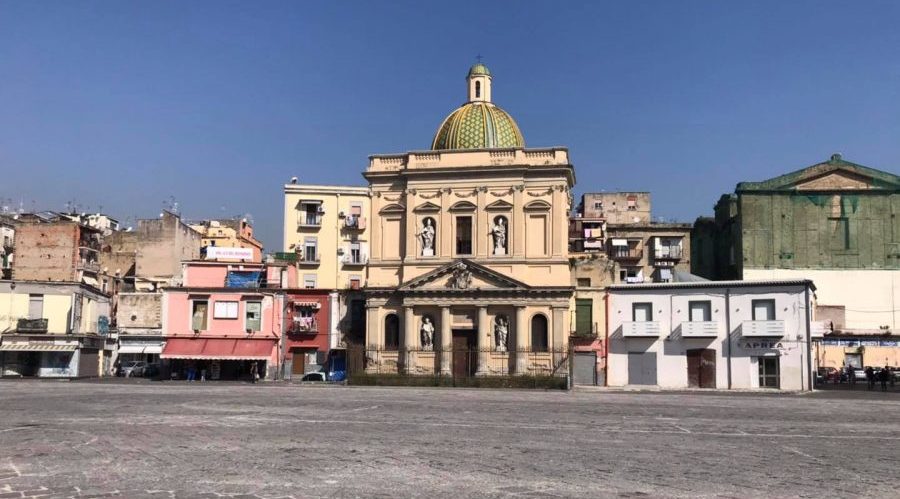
[283,183,371,346]
[190,218,264,263]
[0,281,110,377]
[363,63,575,377]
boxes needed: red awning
[161,338,274,361]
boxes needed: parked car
[853,369,867,382]
[300,372,327,382]
[120,361,147,377]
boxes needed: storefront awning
[291,301,321,309]
[611,238,628,246]
[0,343,77,352]
[161,338,274,361]
[118,344,164,355]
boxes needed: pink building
[161,261,283,380]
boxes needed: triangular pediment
[379,203,406,214]
[413,201,441,213]
[400,259,531,292]
[737,154,900,192]
[485,199,514,211]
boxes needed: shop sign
[741,341,784,350]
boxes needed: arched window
[475,81,481,98]
[384,314,400,351]
[531,314,548,352]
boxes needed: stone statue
[492,217,507,255]
[420,218,435,256]
[494,315,509,352]
[420,316,434,351]
[449,266,472,289]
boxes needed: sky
[2,1,899,250]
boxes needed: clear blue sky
[2,1,899,249]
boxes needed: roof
[737,154,900,192]
[607,279,815,292]
[468,63,491,77]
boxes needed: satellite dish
[290,176,298,184]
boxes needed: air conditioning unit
[338,211,346,218]
[316,206,326,214]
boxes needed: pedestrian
[200,368,207,382]
[250,361,258,384]
[847,365,856,388]
[879,366,890,392]
[865,366,875,390]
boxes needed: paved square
[1,381,898,498]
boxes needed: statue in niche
[494,315,509,352]
[492,216,507,255]
[420,316,435,351]
[419,218,436,256]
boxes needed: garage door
[628,351,657,386]
[573,352,596,385]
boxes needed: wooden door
[687,349,701,388]
[699,349,717,388]
[687,349,717,388]
[292,351,306,375]
[452,330,475,378]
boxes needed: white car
[120,361,147,377]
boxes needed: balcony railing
[289,318,318,334]
[571,323,599,338]
[741,320,785,337]
[653,247,683,260]
[610,248,643,260]
[341,254,368,266]
[621,321,661,337]
[296,256,321,266]
[16,318,49,333]
[298,215,322,228]
[78,260,100,272]
[680,321,719,337]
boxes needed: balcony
[341,254,368,267]
[571,323,599,338]
[653,247,683,261]
[741,320,785,337]
[298,215,322,229]
[610,247,643,261]
[77,260,101,273]
[296,256,321,267]
[16,318,49,333]
[343,216,366,230]
[289,318,318,334]
[621,321,661,337]
[680,321,719,338]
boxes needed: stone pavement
[1,381,898,498]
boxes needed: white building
[607,279,815,391]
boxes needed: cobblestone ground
[1,381,898,498]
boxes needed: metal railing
[653,247,683,260]
[346,345,570,388]
[610,247,643,260]
[288,319,319,333]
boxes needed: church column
[440,306,452,375]
[515,306,527,375]
[365,304,381,373]
[476,306,489,375]
[552,306,568,376]
[403,306,417,374]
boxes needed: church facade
[362,63,576,377]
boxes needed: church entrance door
[451,329,476,378]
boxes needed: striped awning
[291,301,321,309]
[0,343,77,352]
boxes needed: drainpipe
[604,289,610,387]
[804,283,812,391]
[725,287,732,390]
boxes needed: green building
[692,154,900,336]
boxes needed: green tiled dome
[431,102,525,150]
[468,63,491,77]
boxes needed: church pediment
[737,154,900,192]
[795,170,872,191]
[399,259,530,292]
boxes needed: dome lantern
[430,62,525,150]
